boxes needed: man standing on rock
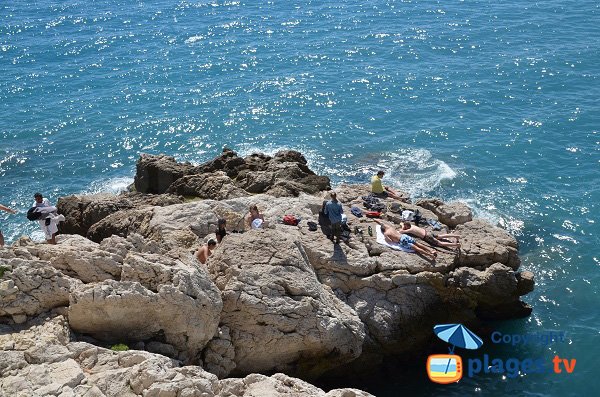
[0,203,17,247]
[32,193,59,245]
[196,239,217,264]
[324,191,344,244]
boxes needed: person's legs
[433,238,460,248]
[0,230,4,247]
[332,222,341,244]
[412,241,437,259]
[437,233,461,242]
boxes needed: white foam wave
[374,148,457,197]
[84,176,134,195]
[185,35,205,44]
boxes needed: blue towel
[427,218,443,231]
[350,206,363,217]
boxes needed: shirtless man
[399,221,461,249]
[375,219,437,260]
[196,239,217,264]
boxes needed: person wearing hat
[0,203,17,247]
[371,171,403,200]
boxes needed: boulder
[447,263,533,319]
[455,219,521,270]
[57,192,182,237]
[68,253,222,362]
[207,229,365,379]
[86,208,154,243]
[134,153,199,194]
[24,234,123,283]
[0,257,78,321]
[415,198,473,227]
[167,171,248,200]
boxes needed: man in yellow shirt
[371,171,403,200]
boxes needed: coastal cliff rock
[68,252,222,362]
[416,198,473,227]
[57,192,183,238]
[0,313,372,397]
[134,148,331,198]
[207,229,365,379]
[0,150,534,395]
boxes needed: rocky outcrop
[416,198,473,227]
[134,148,331,198]
[57,192,183,238]
[133,153,200,194]
[0,313,372,397]
[167,171,249,200]
[1,150,534,395]
[68,252,222,362]
[207,229,365,379]
[455,219,521,270]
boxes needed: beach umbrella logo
[426,323,483,384]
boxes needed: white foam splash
[185,35,205,44]
[374,148,457,197]
[84,176,133,195]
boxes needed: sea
[1,1,598,395]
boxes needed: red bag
[283,215,300,226]
[364,211,381,218]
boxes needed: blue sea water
[1,1,598,395]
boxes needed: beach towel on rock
[375,225,414,253]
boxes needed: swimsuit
[423,231,439,246]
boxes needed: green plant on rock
[0,266,9,278]
[110,343,129,352]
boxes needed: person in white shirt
[33,192,59,244]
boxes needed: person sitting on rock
[0,203,17,247]
[196,239,217,264]
[324,191,344,244]
[398,220,460,249]
[245,204,265,229]
[216,218,227,243]
[375,220,438,260]
[371,171,403,200]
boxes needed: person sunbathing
[399,221,461,249]
[375,220,437,260]
[375,219,460,249]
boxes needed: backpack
[365,211,381,218]
[413,209,422,225]
[26,207,43,221]
[283,215,300,226]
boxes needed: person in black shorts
[215,218,227,243]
